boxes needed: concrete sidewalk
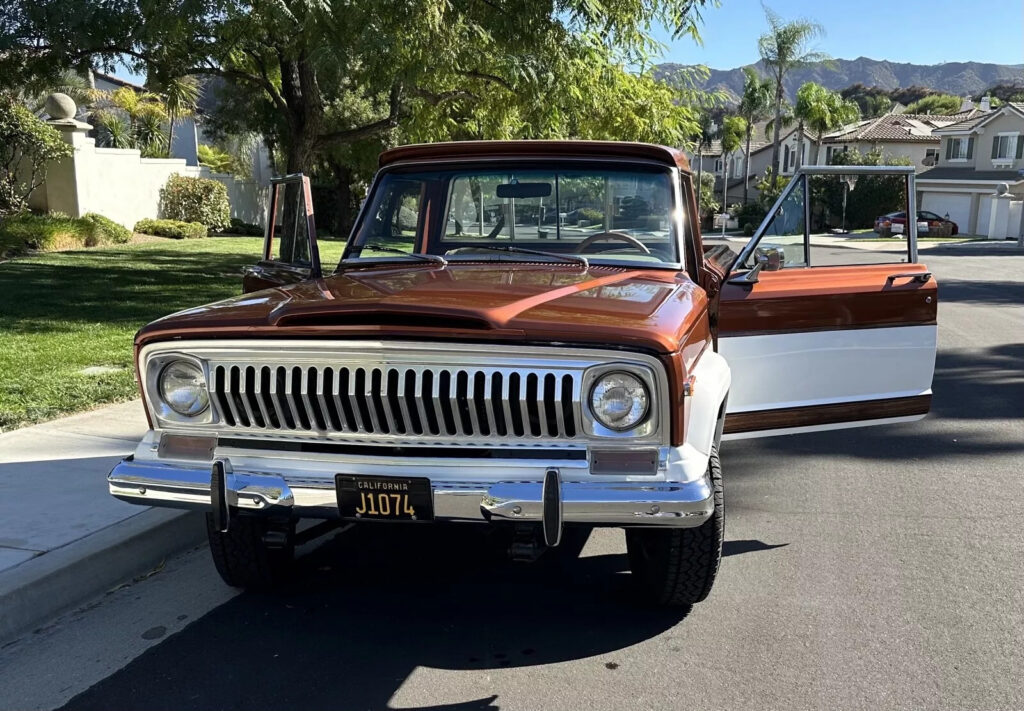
[0,402,204,641]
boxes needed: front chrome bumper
[108,448,714,528]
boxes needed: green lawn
[0,236,347,431]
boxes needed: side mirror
[755,246,785,271]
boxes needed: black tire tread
[626,445,723,606]
[205,514,293,590]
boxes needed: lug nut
[512,506,522,515]
[650,504,660,514]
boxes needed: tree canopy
[2,0,712,169]
[904,94,964,116]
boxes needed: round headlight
[158,360,209,417]
[590,371,650,431]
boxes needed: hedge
[134,218,207,240]
[160,174,231,229]
[83,213,132,244]
[0,211,130,255]
[218,217,262,236]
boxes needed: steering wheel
[575,230,651,255]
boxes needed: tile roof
[699,122,792,157]
[823,111,984,144]
[917,167,1024,182]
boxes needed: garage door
[921,192,971,235]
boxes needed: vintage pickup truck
[108,141,937,607]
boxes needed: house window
[946,136,973,161]
[991,133,1021,162]
[714,158,723,172]
[732,157,743,178]
[924,148,939,166]
[783,145,792,172]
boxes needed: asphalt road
[2,244,1021,711]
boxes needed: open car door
[242,174,322,293]
[715,165,937,438]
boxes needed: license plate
[335,475,434,521]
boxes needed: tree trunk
[696,146,704,213]
[812,132,822,165]
[721,155,729,210]
[770,83,783,188]
[330,160,355,240]
[794,120,804,171]
[743,126,753,205]
[167,116,175,158]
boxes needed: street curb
[0,508,205,643]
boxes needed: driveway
[2,246,1021,711]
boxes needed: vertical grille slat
[208,359,591,442]
[413,369,432,436]
[252,366,274,429]
[381,368,401,435]
[551,373,565,437]
[223,366,245,427]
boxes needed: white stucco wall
[31,120,268,230]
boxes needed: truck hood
[136,263,709,354]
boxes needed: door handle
[886,272,931,285]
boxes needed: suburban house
[917,102,1024,236]
[815,103,988,171]
[687,122,803,207]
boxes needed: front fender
[673,349,731,481]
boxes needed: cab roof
[379,140,691,172]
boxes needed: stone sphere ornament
[44,93,77,120]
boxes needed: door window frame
[262,174,322,278]
[732,165,920,271]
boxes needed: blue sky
[651,0,1024,68]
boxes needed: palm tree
[737,67,774,204]
[793,82,861,167]
[719,115,746,208]
[157,76,200,151]
[693,108,717,210]
[757,6,829,187]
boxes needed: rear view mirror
[496,182,552,199]
[755,246,785,271]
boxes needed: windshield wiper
[360,244,447,266]
[456,245,588,268]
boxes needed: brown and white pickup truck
[109,141,937,607]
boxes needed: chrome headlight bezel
[582,365,659,438]
[144,352,215,425]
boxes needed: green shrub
[743,222,754,237]
[134,218,207,239]
[160,174,231,229]
[0,212,101,253]
[83,213,132,244]
[219,217,263,236]
[731,202,767,229]
[577,207,604,226]
[198,144,235,173]
[1,97,73,215]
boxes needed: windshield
[341,165,681,269]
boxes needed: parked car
[108,143,937,608]
[875,210,958,236]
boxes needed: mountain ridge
[655,57,1024,103]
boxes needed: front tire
[625,446,723,606]
[206,514,295,590]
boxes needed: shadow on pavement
[59,525,692,711]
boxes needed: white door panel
[719,325,936,413]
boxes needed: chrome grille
[211,364,579,440]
